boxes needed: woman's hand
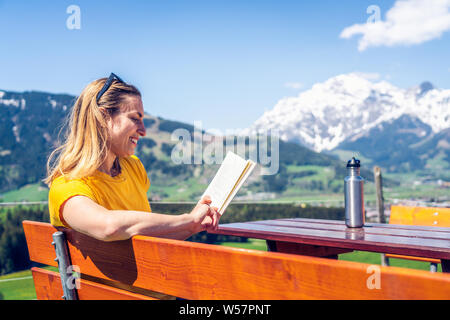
[188,195,220,234]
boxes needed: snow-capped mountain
[248,73,450,152]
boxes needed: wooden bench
[386,205,450,272]
[23,220,450,300]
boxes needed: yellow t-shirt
[49,155,151,227]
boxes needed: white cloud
[284,82,303,89]
[353,72,381,80]
[340,0,450,51]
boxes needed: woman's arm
[61,195,219,241]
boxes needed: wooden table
[209,218,450,272]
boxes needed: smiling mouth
[130,137,138,145]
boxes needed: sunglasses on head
[96,73,125,103]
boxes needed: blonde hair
[44,77,141,185]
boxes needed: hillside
[0,90,75,192]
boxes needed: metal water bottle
[344,157,365,228]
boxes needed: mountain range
[248,73,450,173]
[1,72,447,201]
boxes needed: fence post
[374,166,389,266]
[374,166,386,224]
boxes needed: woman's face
[107,95,146,157]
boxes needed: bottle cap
[347,157,360,168]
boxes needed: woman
[45,73,219,241]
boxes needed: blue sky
[1,0,449,132]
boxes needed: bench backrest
[387,206,450,265]
[390,206,450,227]
[23,220,450,299]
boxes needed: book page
[220,160,256,213]
[201,151,252,214]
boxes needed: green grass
[339,251,442,272]
[286,165,335,184]
[150,176,208,201]
[384,183,450,200]
[219,238,268,251]
[0,183,49,203]
[0,266,58,300]
[425,151,450,174]
[0,269,37,300]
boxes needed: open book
[201,151,256,215]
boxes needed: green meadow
[1,165,448,204]
[0,266,58,300]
